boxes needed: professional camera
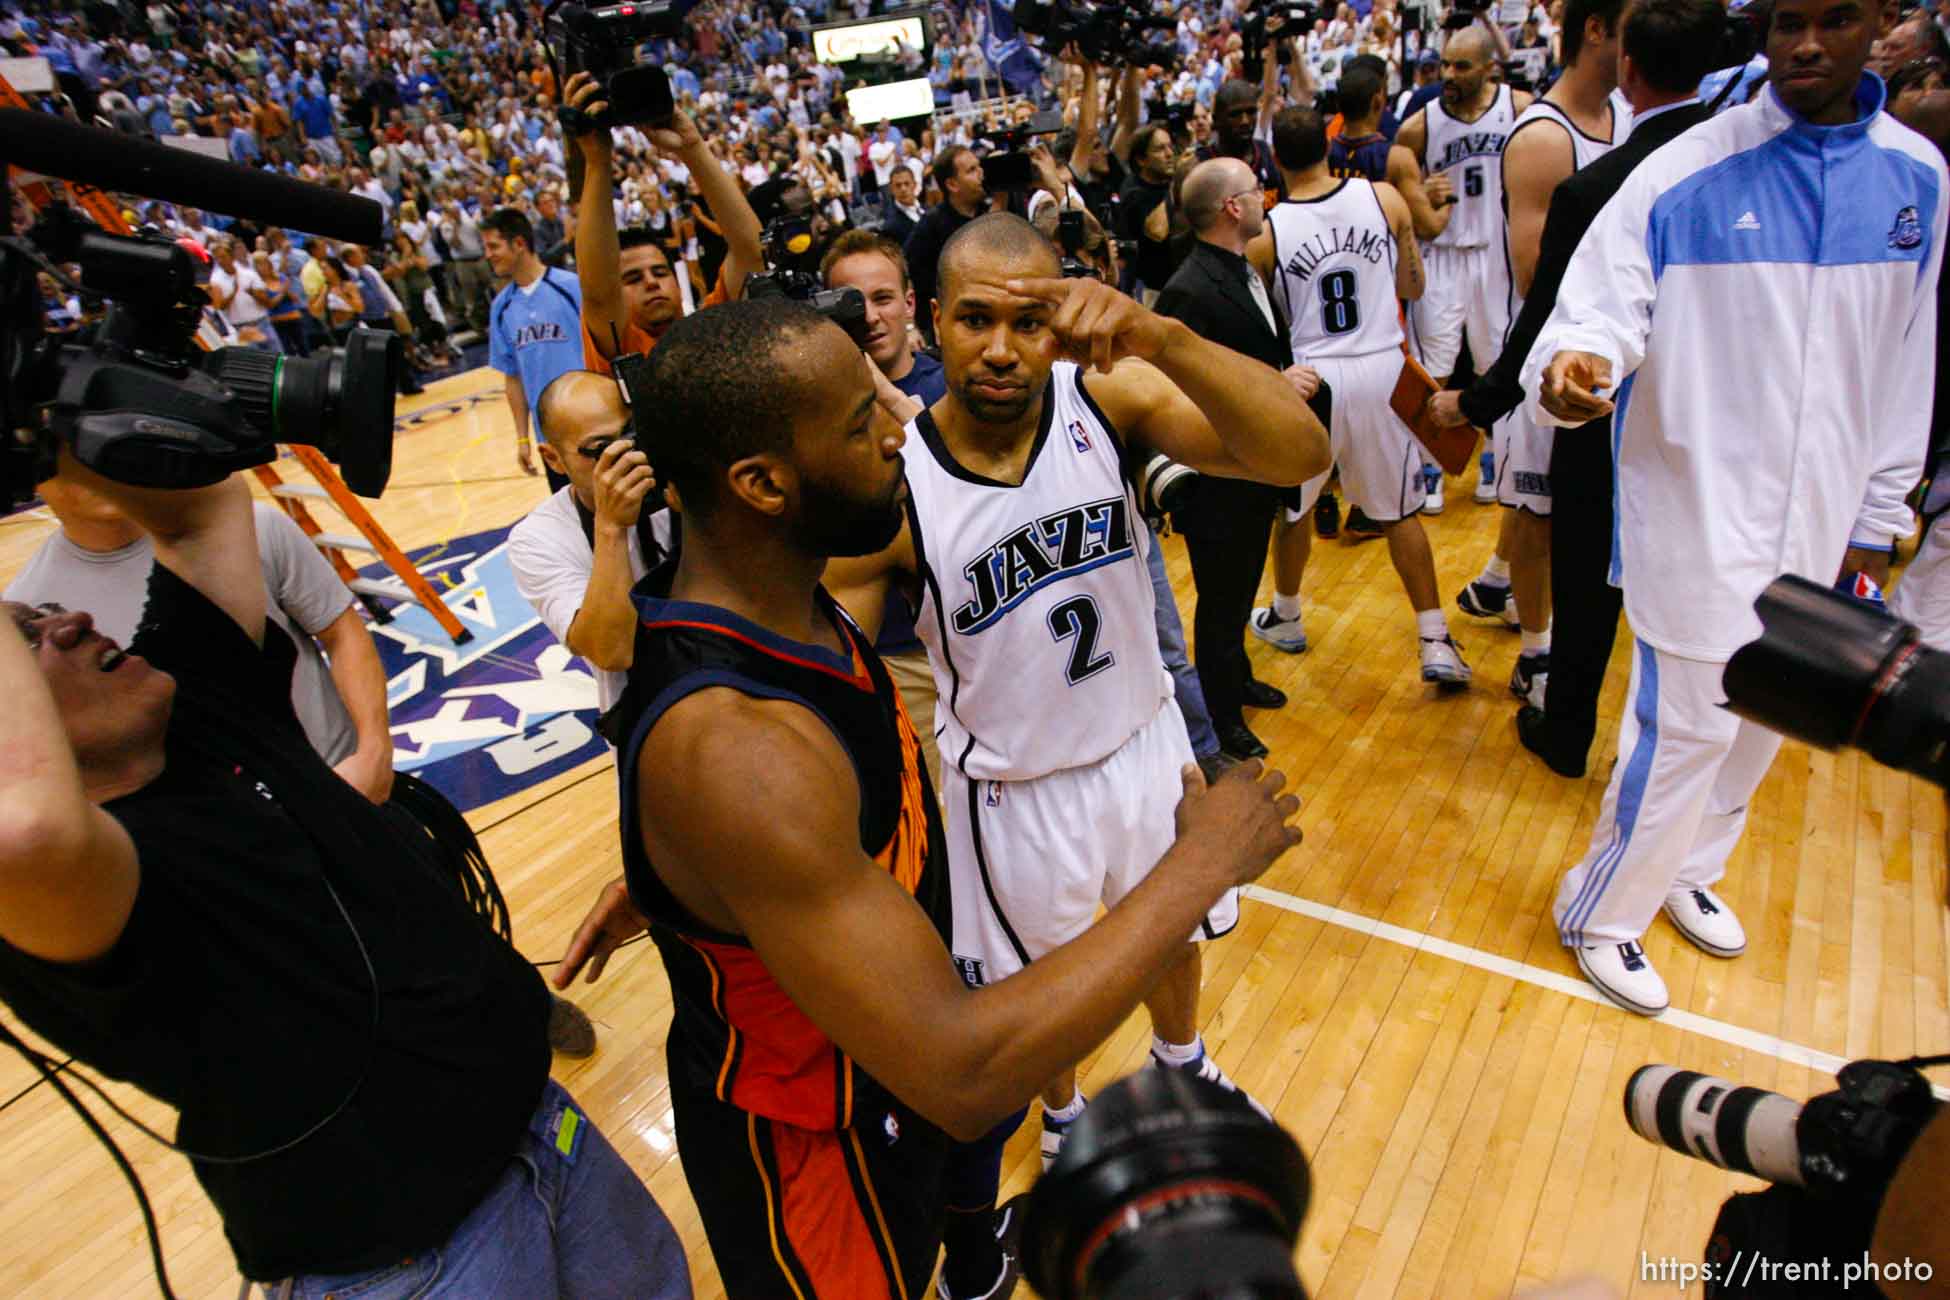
[545,0,687,128]
[1625,1058,1941,1201]
[1443,0,1492,30]
[1024,1070,1312,1300]
[979,107,1065,193]
[2,202,400,509]
[1013,0,1182,69]
[1144,95,1195,140]
[744,213,869,345]
[1241,2,1321,80]
[1723,574,1950,789]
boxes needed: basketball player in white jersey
[827,213,1327,1217]
[1245,106,1472,686]
[1396,27,1532,502]
[1445,0,1625,707]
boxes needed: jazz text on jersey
[950,494,1136,635]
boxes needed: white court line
[1241,884,1950,1098]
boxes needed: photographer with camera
[1523,0,1945,1016]
[563,70,763,375]
[1120,122,1186,301]
[0,463,691,1298]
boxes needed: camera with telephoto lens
[545,0,687,128]
[2,202,400,510]
[1722,574,1950,789]
[980,108,1065,193]
[744,213,869,346]
[1624,1058,1940,1200]
[1013,0,1182,69]
[1443,0,1492,30]
[1026,1070,1312,1300]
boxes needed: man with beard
[1525,0,1944,1015]
[565,72,762,377]
[1397,27,1533,504]
[822,214,1327,1298]
[551,298,1304,1300]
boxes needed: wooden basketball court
[1,365,1943,1299]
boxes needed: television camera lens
[207,329,400,497]
[1024,1070,1311,1300]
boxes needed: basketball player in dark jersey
[552,300,1303,1300]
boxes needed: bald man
[1153,158,1303,761]
[827,211,1326,1298]
[508,370,676,716]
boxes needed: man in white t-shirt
[868,126,900,190]
[834,125,864,191]
[509,371,674,717]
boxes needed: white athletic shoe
[1576,941,1669,1016]
[1250,605,1308,653]
[1473,477,1497,505]
[1419,634,1472,686]
[1041,1103,1083,1171]
[1424,480,1445,515]
[1664,887,1747,958]
[1152,1045,1272,1120]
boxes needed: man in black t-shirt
[0,467,689,1297]
[1119,122,1181,300]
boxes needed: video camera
[1013,0,1182,70]
[1442,0,1491,31]
[979,107,1064,193]
[1,201,400,511]
[1026,1070,1313,1300]
[1241,1,1321,81]
[744,212,869,345]
[545,0,689,128]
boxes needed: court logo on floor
[363,525,609,811]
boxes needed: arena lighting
[812,12,927,64]
[843,76,936,122]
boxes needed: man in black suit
[903,147,989,344]
[879,163,926,246]
[1431,0,1724,777]
[1154,157,1303,760]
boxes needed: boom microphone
[0,109,383,245]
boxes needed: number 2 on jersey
[1319,269,1360,336]
[1048,595,1115,686]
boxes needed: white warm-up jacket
[1523,75,1946,662]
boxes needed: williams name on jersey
[1279,222,1394,284]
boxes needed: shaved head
[536,370,628,453]
[936,212,1060,308]
[1181,157,1256,232]
[1444,26,1494,62]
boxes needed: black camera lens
[1025,1071,1311,1300]
[209,328,400,496]
[1724,574,1950,788]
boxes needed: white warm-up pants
[1553,639,1784,947]
[1889,514,1950,648]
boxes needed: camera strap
[573,488,674,571]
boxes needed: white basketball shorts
[943,695,1238,988]
[1406,243,1508,384]
[1281,351,1429,526]
[1494,405,1554,515]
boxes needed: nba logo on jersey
[986,780,1003,807]
[1069,419,1091,453]
[883,1112,901,1145]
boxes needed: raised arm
[566,73,629,360]
[1016,276,1327,485]
[652,110,762,299]
[630,688,1298,1140]
[1109,64,1141,164]
[1070,58,1101,178]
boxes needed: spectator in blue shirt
[485,207,586,490]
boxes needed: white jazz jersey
[1266,180,1404,360]
[1499,98,1628,327]
[906,361,1173,782]
[1422,84,1517,248]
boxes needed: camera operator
[1120,122,1184,301]
[903,145,989,344]
[1523,0,1945,1016]
[509,371,674,714]
[0,464,689,1297]
[564,71,763,376]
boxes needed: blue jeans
[266,1081,690,1300]
[1146,529,1220,758]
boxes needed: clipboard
[1389,350,1480,477]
